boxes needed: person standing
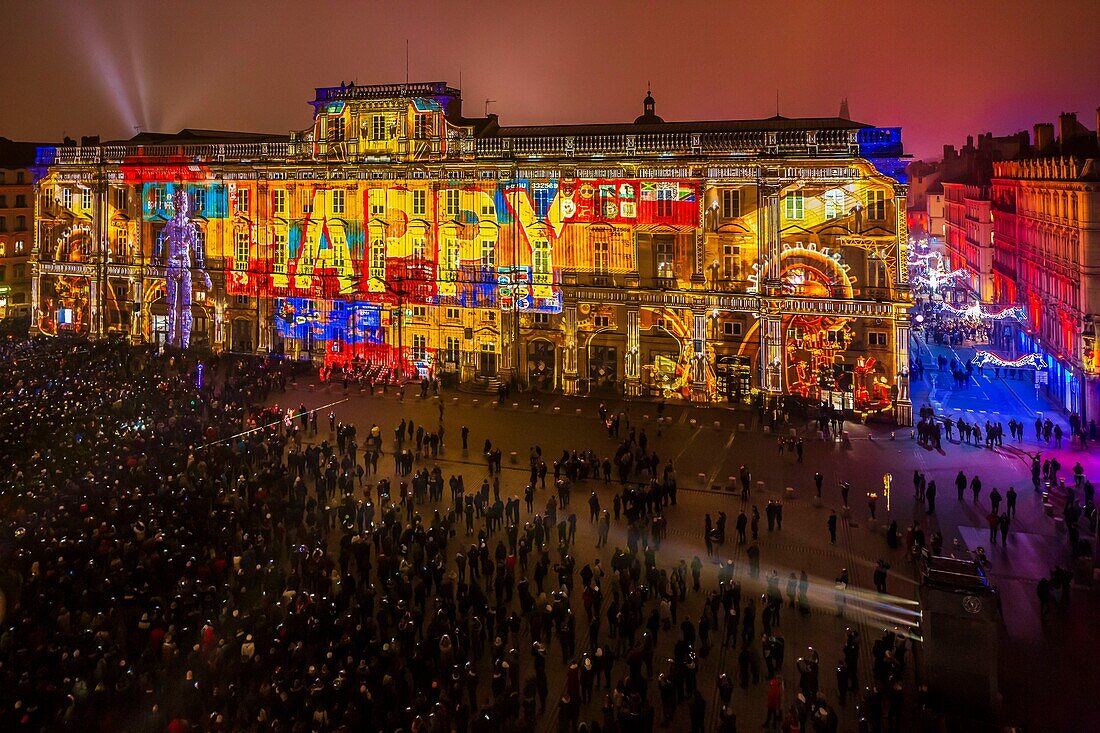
[827,510,838,544]
[926,481,937,514]
[971,475,982,504]
[998,512,1010,547]
[956,470,966,501]
[1006,486,1018,518]
[814,472,824,499]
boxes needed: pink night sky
[2,0,1098,160]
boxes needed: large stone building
[32,82,913,422]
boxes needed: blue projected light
[275,299,383,343]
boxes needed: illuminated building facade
[942,182,994,302]
[993,154,1100,419]
[32,82,913,423]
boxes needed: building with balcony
[942,181,994,302]
[0,137,39,327]
[31,82,913,422]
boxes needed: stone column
[691,306,708,401]
[88,277,100,338]
[131,278,143,343]
[758,183,782,292]
[760,311,784,393]
[894,314,913,425]
[624,307,642,396]
[561,305,579,395]
[691,188,706,285]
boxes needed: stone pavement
[268,366,1098,731]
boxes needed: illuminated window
[192,188,206,216]
[412,306,427,318]
[273,189,287,216]
[332,189,345,215]
[655,238,674,279]
[866,190,886,220]
[446,307,460,320]
[412,334,427,360]
[114,188,128,212]
[61,188,72,210]
[824,189,845,219]
[721,189,740,219]
[412,236,426,260]
[273,231,287,273]
[330,117,345,142]
[594,241,610,274]
[332,233,347,272]
[532,238,550,277]
[480,239,495,269]
[412,190,426,216]
[113,228,128,257]
[372,115,386,141]
[442,237,459,281]
[81,188,92,211]
[784,191,804,220]
[414,114,431,140]
[867,256,889,288]
[300,190,313,214]
[14,240,24,254]
[237,188,250,215]
[300,234,315,273]
[656,187,675,218]
[235,231,249,270]
[445,336,460,364]
[370,191,385,217]
[370,239,385,274]
[722,243,740,279]
[446,189,460,218]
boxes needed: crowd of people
[3,333,1060,732]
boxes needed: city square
[1,1,1098,731]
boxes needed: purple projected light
[162,189,211,348]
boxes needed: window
[330,116,345,141]
[446,189,460,218]
[479,238,495,269]
[656,186,675,218]
[113,228,128,257]
[62,188,73,209]
[273,189,287,216]
[237,188,250,215]
[723,321,743,337]
[867,256,889,288]
[236,295,249,306]
[151,187,167,212]
[0,217,6,232]
[234,231,249,269]
[412,306,427,318]
[14,264,26,280]
[16,172,23,184]
[370,191,385,218]
[183,188,201,217]
[0,266,5,280]
[13,240,25,254]
[299,234,315,274]
[369,239,385,275]
[331,233,347,272]
[412,190,426,216]
[15,216,25,230]
[81,188,92,211]
[273,231,287,273]
[866,190,886,220]
[446,307,460,320]
[412,334,428,361]
[655,238,674,280]
[414,114,431,139]
[442,237,459,280]
[411,236,426,260]
[594,315,610,328]
[533,313,550,325]
[0,195,6,207]
[868,331,888,347]
[445,336,460,364]
[372,115,386,141]
[722,243,740,280]
[784,191,804,220]
[721,189,740,219]
[332,189,345,215]
[594,241,610,274]
[532,238,550,278]
[15,194,26,208]
[824,189,845,219]
[300,189,313,214]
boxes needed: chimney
[1058,112,1077,146]
[1034,123,1054,151]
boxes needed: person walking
[1006,486,1018,518]
[827,510,838,544]
[926,481,937,514]
[956,470,966,502]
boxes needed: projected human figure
[161,188,211,348]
